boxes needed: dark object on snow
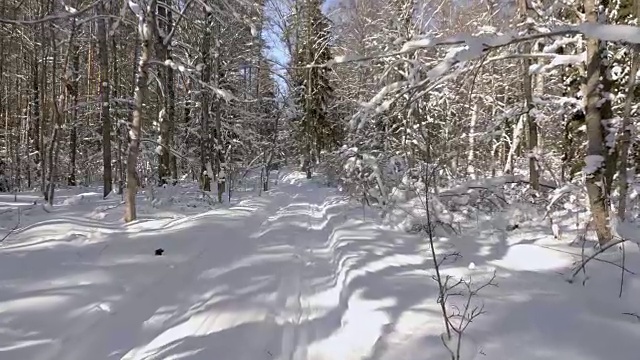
[155,248,164,256]
[506,224,519,231]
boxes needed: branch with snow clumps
[329,23,640,67]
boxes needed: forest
[2,0,640,359]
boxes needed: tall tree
[292,0,336,178]
[583,0,613,245]
[125,0,156,222]
[97,0,112,197]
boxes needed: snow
[584,155,605,175]
[2,170,640,360]
[401,38,436,52]
[63,3,78,14]
[128,0,142,17]
[529,52,587,74]
[578,23,640,44]
[329,55,360,65]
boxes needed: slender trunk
[305,2,313,179]
[213,21,225,201]
[504,115,525,175]
[601,1,616,198]
[519,0,538,190]
[67,51,79,186]
[67,24,80,186]
[124,42,139,193]
[200,6,212,191]
[112,36,124,194]
[15,71,21,190]
[96,0,112,197]
[166,4,177,183]
[39,21,47,194]
[157,4,169,185]
[616,0,640,220]
[125,0,156,222]
[46,24,61,205]
[467,101,477,179]
[583,0,612,245]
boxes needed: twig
[623,312,640,321]
[444,271,497,359]
[0,208,21,244]
[423,165,453,342]
[570,239,626,281]
[534,244,636,275]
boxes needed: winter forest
[2,0,640,359]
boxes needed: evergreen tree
[291,0,338,178]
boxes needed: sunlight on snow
[491,244,572,272]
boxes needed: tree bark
[200,6,212,191]
[96,0,112,197]
[583,0,612,245]
[67,40,79,186]
[212,21,225,201]
[112,36,124,194]
[616,0,640,220]
[519,0,539,190]
[125,0,156,223]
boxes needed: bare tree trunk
[200,6,212,191]
[30,54,41,189]
[165,4,177,183]
[124,41,139,194]
[125,0,156,223]
[96,0,112,197]
[156,3,172,185]
[168,66,177,183]
[213,21,225,201]
[39,21,47,194]
[519,0,539,190]
[67,22,80,187]
[46,22,63,205]
[584,0,612,245]
[15,54,22,190]
[466,102,477,179]
[504,115,525,175]
[616,0,640,220]
[304,0,313,179]
[112,36,124,194]
[67,53,79,186]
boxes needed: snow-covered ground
[1,170,640,360]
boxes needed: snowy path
[3,173,640,360]
[0,175,398,360]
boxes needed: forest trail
[0,172,415,360]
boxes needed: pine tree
[291,0,337,178]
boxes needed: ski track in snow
[3,172,640,360]
[0,176,364,360]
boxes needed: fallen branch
[534,244,636,275]
[569,238,626,282]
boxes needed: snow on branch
[0,0,101,24]
[326,23,640,68]
[128,0,142,17]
